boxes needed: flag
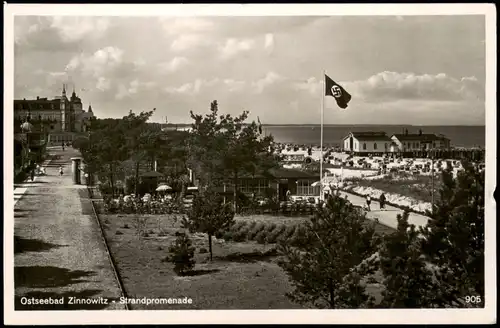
[325,74,351,109]
[257,116,263,135]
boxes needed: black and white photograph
[4,3,496,325]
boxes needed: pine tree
[378,211,437,308]
[168,231,196,276]
[278,195,379,308]
[419,161,485,307]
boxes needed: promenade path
[337,191,432,231]
[13,147,125,310]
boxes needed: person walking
[59,165,64,177]
[379,193,387,211]
[365,195,372,211]
[62,142,65,151]
[30,168,35,182]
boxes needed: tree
[122,110,163,196]
[419,161,485,307]
[83,119,128,197]
[167,231,196,275]
[184,188,235,261]
[377,211,437,308]
[188,100,279,212]
[278,195,379,308]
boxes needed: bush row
[215,220,310,247]
[103,198,184,215]
[239,202,317,216]
[102,196,318,217]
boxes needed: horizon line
[152,122,486,127]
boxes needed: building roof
[343,131,392,142]
[268,168,316,179]
[391,133,449,142]
[236,168,317,180]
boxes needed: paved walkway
[14,147,125,310]
[337,191,431,230]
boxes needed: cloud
[159,57,189,72]
[96,77,111,91]
[13,16,485,125]
[159,17,214,35]
[171,34,210,52]
[222,79,246,92]
[66,46,125,77]
[116,80,157,99]
[293,77,321,95]
[252,72,283,93]
[219,38,255,59]
[50,17,110,42]
[264,33,274,50]
[164,78,223,95]
[14,16,111,52]
[345,71,484,102]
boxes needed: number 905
[465,296,482,303]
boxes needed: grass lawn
[99,212,395,309]
[351,174,443,203]
[100,213,302,309]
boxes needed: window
[50,125,54,130]
[363,143,366,150]
[374,143,377,150]
[385,143,388,149]
[433,142,436,148]
[297,179,320,196]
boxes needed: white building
[342,132,393,154]
[390,130,451,152]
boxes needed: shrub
[264,223,277,233]
[167,231,196,275]
[255,230,268,244]
[237,221,253,236]
[115,230,123,235]
[247,222,266,240]
[222,231,233,242]
[248,221,257,229]
[214,229,225,239]
[267,225,287,243]
[230,221,247,233]
[289,224,310,247]
[123,223,130,229]
[278,225,297,243]
[232,229,248,242]
[132,215,149,237]
[199,247,208,254]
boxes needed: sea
[262,125,485,148]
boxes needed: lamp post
[87,119,93,186]
[428,149,435,216]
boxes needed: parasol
[156,184,172,192]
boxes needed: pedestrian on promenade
[379,193,386,211]
[62,142,65,151]
[30,168,35,181]
[59,165,64,176]
[365,195,371,211]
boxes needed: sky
[13,15,486,125]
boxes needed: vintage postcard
[3,3,496,325]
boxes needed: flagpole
[320,71,325,202]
